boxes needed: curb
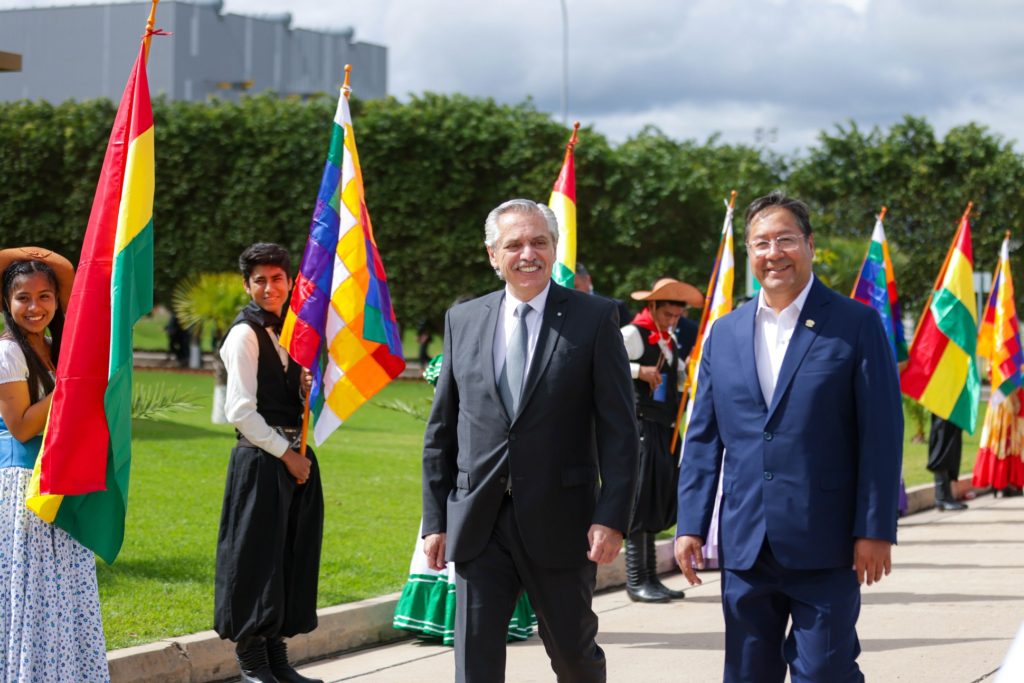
[107,474,986,682]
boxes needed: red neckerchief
[632,307,670,346]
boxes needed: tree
[172,272,249,423]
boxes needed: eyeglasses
[746,234,806,256]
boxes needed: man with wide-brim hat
[620,277,703,603]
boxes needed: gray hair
[483,199,559,249]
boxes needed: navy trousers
[721,539,864,683]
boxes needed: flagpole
[670,189,736,453]
[297,63,352,467]
[143,0,160,63]
[906,201,972,351]
[849,206,887,298]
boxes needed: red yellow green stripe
[901,214,980,434]
[551,124,579,288]
[26,40,155,564]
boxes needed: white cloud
[1,0,1023,152]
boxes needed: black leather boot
[935,472,967,511]
[267,637,324,683]
[645,532,685,600]
[626,533,668,603]
[235,637,279,683]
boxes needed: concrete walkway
[294,494,1023,682]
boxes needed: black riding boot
[935,471,967,511]
[267,637,324,683]
[235,637,279,683]
[645,532,685,600]
[626,532,668,603]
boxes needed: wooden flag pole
[143,0,160,63]
[849,205,888,298]
[342,64,352,98]
[670,189,737,453]
[567,120,580,149]
[907,201,973,351]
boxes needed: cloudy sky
[4,0,1024,152]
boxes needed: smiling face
[746,206,814,311]
[243,264,292,316]
[6,271,58,336]
[487,210,556,301]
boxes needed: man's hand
[587,524,623,564]
[301,369,313,396]
[853,537,892,586]
[674,535,705,585]
[638,366,663,391]
[281,449,311,484]
[424,533,447,571]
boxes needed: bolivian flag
[901,208,979,434]
[550,123,579,288]
[26,37,155,564]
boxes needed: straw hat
[630,277,704,307]
[0,246,75,310]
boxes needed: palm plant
[172,272,250,423]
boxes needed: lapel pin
[805,319,815,328]
[557,311,563,317]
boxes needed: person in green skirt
[392,355,537,644]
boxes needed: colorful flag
[279,79,405,446]
[977,233,1024,404]
[901,208,980,433]
[851,209,909,363]
[26,37,156,564]
[550,123,579,288]
[679,194,736,448]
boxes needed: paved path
[295,494,1023,682]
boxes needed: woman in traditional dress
[0,247,109,682]
[392,355,536,644]
[973,392,1024,497]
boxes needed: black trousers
[214,445,324,641]
[927,413,963,477]
[454,496,605,683]
[630,418,679,534]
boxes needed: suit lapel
[515,283,568,421]
[480,291,508,418]
[766,279,832,423]
[735,301,767,413]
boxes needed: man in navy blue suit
[674,191,903,682]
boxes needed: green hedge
[3,94,1023,333]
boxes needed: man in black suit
[421,198,639,682]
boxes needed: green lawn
[100,371,432,649]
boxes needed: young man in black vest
[214,243,324,683]
[620,277,703,602]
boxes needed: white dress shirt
[493,281,550,382]
[219,322,291,457]
[754,275,815,405]
[620,324,685,389]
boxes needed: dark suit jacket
[422,283,639,569]
[677,278,903,571]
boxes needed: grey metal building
[0,0,386,102]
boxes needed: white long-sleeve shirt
[219,322,291,457]
[620,324,686,389]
